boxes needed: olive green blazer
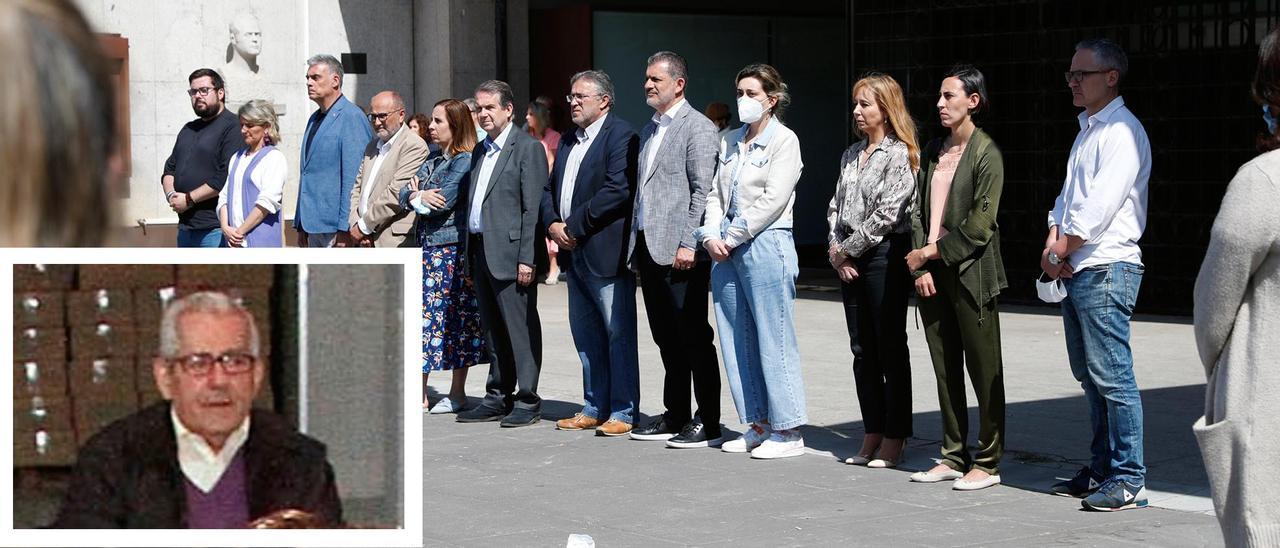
[911,128,1008,307]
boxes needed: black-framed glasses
[167,352,256,376]
[1063,70,1109,83]
[565,93,601,104]
[368,110,402,122]
[187,87,217,97]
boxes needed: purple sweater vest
[183,448,251,528]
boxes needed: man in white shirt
[54,292,341,528]
[1042,38,1152,512]
[344,91,428,247]
[540,69,642,437]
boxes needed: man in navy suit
[296,54,373,247]
[542,70,642,437]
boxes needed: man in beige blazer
[343,90,428,247]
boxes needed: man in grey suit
[626,51,724,448]
[455,80,548,427]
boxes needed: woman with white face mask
[696,63,806,459]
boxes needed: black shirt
[163,108,240,230]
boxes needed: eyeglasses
[368,110,402,122]
[1063,70,1109,84]
[166,352,256,376]
[187,87,217,97]
[565,93,601,104]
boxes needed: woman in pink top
[905,65,1008,491]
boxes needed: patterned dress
[422,244,487,371]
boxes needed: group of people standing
[162,37,1155,514]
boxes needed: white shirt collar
[378,124,404,153]
[652,98,686,126]
[576,112,609,143]
[1078,95,1126,129]
[485,122,514,154]
[171,407,250,493]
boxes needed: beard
[194,100,220,118]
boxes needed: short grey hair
[475,80,515,109]
[159,291,260,359]
[570,69,615,107]
[647,51,688,81]
[306,53,344,85]
[1076,38,1129,82]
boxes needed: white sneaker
[428,397,466,414]
[721,423,771,453]
[750,429,805,459]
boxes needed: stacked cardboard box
[13,264,278,467]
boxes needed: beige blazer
[348,126,429,247]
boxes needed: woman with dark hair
[905,65,1007,491]
[401,99,486,414]
[408,112,431,142]
[827,73,919,469]
[526,100,563,283]
[697,63,807,459]
[1192,26,1280,546]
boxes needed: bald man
[343,91,429,247]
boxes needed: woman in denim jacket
[697,63,806,459]
[401,99,486,414]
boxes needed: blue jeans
[711,228,806,430]
[1062,261,1145,486]
[177,226,223,248]
[565,253,640,423]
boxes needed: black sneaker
[1081,478,1148,511]
[1050,466,1105,498]
[630,415,681,441]
[666,420,723,449]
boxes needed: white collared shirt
[358,124,404,235]
[171,407,250,493]
[1048,96,1151,269]
[635,99,686,231]
[559,112,609,220]
[468,122,515,233]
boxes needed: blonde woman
[698,63,806,459]
[217,100,287,247]
[827,73,919,469]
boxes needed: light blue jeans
[176,226,223,248]
[1062,261,1145,486]
[566,253,640,423]
[710,227,806,430]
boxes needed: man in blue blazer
[542,70,642,437]
[296,54,373,247]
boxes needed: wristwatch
[1047,250,1062,266]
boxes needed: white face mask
[1035,272,1069,303]
[737,95,768,124]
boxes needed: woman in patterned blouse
[905,65,1008,491]
[826,73,920,469]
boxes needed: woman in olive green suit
[905,65,1008,491]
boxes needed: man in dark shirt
[162,68,241,247]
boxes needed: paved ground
[424,271,1224,547]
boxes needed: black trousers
[470,234,543,413]
[840,232,913,438]
[635,232,720,431]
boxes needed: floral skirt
[422,244,487,372]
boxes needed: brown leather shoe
[596,419,633,437]
[556,413,603,431]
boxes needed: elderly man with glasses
[340,90,428,247]
[53,292,342,528]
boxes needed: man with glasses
[53,292,342,528]
[296,54,374,247]
[1043,38,1152,511]
[162,68,241,247]
[542,70,642,437]
[342,90,428,247]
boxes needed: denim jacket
[398,150,472,246]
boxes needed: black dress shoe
[499,408,541,427]
[666,420,723,448]
[456,405,506,423]
[629,415,681,441]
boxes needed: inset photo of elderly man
[11,264,409,532]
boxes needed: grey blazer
[627,102,719,266]
[457,126,549,281]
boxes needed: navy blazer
[540,113,640,278]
